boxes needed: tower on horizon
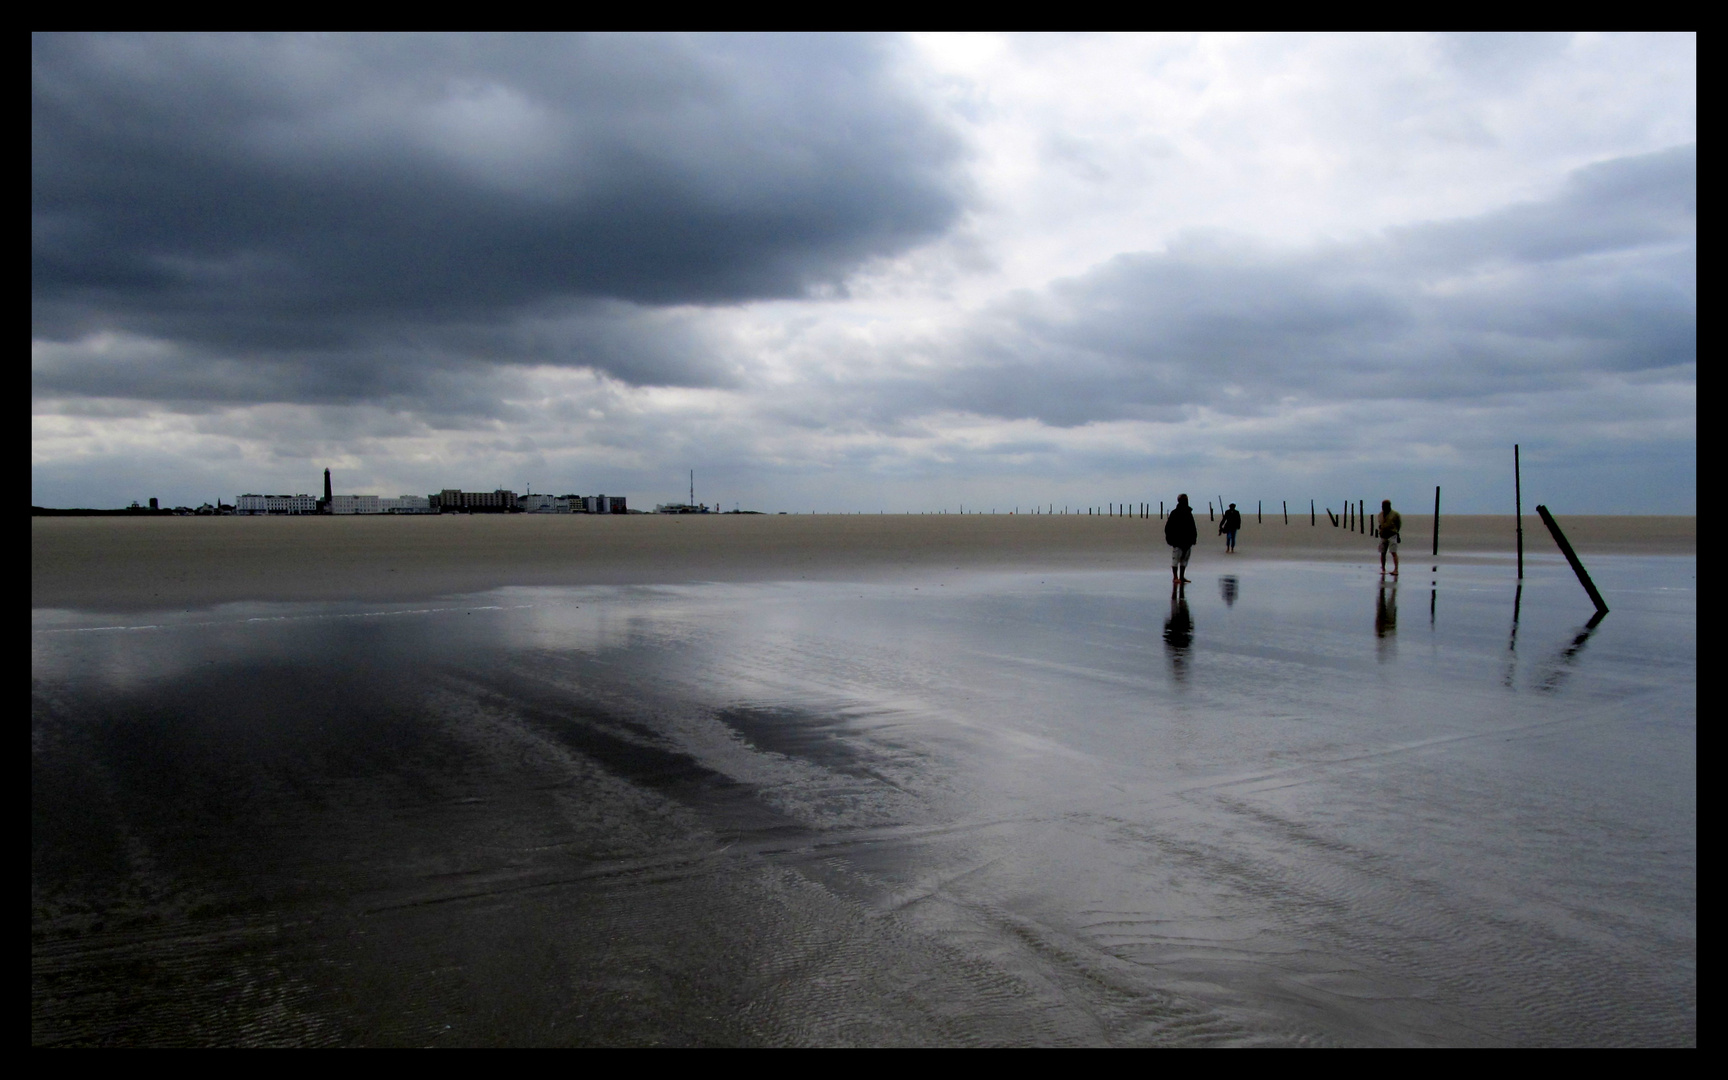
[323,468,332,512]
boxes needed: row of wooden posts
[1087,490,1444,560]
[1051,455,1606,622]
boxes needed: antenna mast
[690,469,694,506]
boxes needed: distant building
[235,494,319,515]
[381,495,434,514]
[330,494,383,515]
[519,494,572,513]
[654,503,708,514]
[574,495,627,514]
[436,489,519,513]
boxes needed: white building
[330,494,382,515]
[381,495,434,514]
[236,493,319,515]
[519,494,571,513]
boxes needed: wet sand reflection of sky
[33,556,1695,1046]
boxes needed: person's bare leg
[1391,551,1399,577]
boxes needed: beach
[32,516,1696,1045]
[31,513,1694,612]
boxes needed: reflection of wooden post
[1536,505,1608,615]
[1515,445,1524,580]
[1432,486,1441,556]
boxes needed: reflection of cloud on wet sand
[32,558,1695,1045]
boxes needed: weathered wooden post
[1283,500,1288,525]
[1536,505,1609,615]
[1515,445,1524,580]
[1310,499,1315,526]
[1432,486,1440,556]
[1258,500,1262,524]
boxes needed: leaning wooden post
[1514,444,1524,580]
[1536,505,1608,615]
[1283,500,1288,525]
[1431,486,1440,556]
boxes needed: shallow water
[32,555,1695,1045]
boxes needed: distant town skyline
[33,33,1695,514]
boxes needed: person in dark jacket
[1219,503,1242,553]
[1165,493,1198,584]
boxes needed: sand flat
[33,513,1694,612]
[32,560,1696,1045]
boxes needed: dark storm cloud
[32,32,966,400]
[872,144,1694,426]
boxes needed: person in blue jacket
[1165,494,1198,584]
[1219,503,1242,553]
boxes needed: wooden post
[1310,499,1315,526]
[1258,499,1262,524]
[1536,505,1609,615]
[1283,500,1288,525]
[1515,445,1524,580]
[1432,486,1440,556]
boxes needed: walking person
[1219,503,1242,553]
[1377,499,1402,577]
[1165,494,1197,584]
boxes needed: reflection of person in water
[1219,575,1238,607]
[1164,583,1193,680]
[1376,581,1398,638]
[1219,503,1241,553]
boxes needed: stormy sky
[33,33,1695,512]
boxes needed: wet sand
[32,513,1694,612]
[33,559,1696,1045]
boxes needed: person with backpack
[1219,503,1242,553]
[1165,493,1198,584]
